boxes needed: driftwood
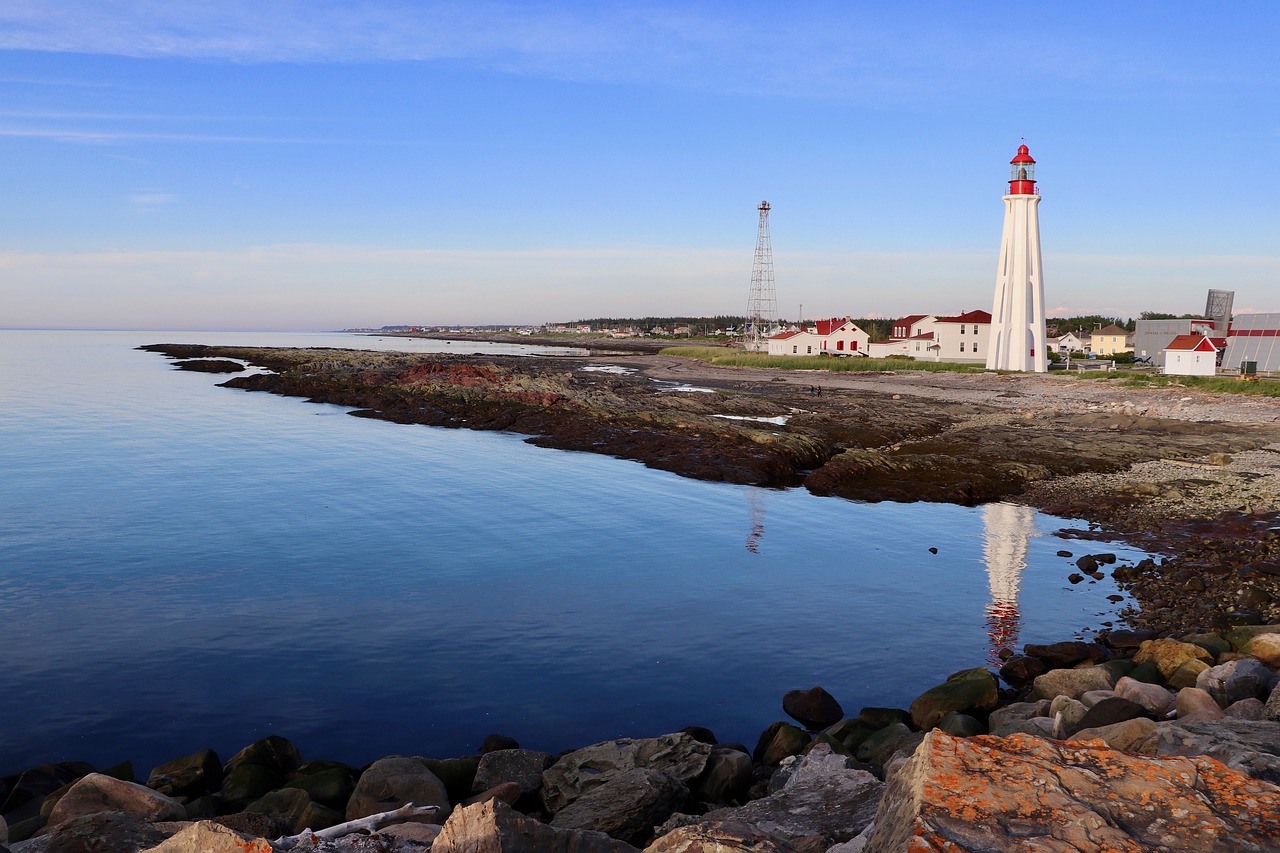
[274,802,440,850]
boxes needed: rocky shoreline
[7,343,1266,850]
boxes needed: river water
[0,329,1146,775]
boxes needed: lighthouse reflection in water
[982,502,1041,664]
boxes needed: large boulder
[1031,665,1117,700]
[143,819,275,853]
[282,766,356,810]
[0,763,94,824]
[433,798,638,853]
[1196,658,1275,707]
[1113,676,1176,716]
[222,735,302,777]
[245,786,342,835]
[1069,697,1152,735]
[33,811,176,853]
[864,729,1280,852]
[648,820,798,853]
[218,764,282,808]
[1267,680,1280,722]
[146,749,223,799]
[45,773,184,828]
[345,756,451,823]
[1132,638,1214,680]
[696,744,882,850]
[781,686,844,730]
[542,733,711,814]
[1244,633,1280,667]
[691,748,752,805]
[1023,640,1108,669]
[908,668,999,731]
[1134,718,1280,784]
[471,749,554,798]
[756,724,810,767]
[549,767,688,846]
[1067,717,1159,752]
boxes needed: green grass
[659,347,987,373]
[1073,371,1280,396]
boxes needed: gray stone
[1267,679,1280,722]
[471,749,553,797]
[30,811,176,853]
[218,764,282,808]
[986,700,1050,735]
[1137,718,1280,784]
[246,787,342,835]
[697,745,883,850]
[1070,697,1152,735]
[936,712,985,738]
[417,756,480,805]
[1031,665,1117,700]
[691,748,752,805]
[282,766,354,809]
[542,733,711,814]
[146,749,223,799]
[1175,687,1226,721]
[781,686,844,730]
[648,820,799,853]
[549,768,687,846]
[754,723,810,766]
[346,756,450,823]
[1079,689,1116,708]
[1225,698,1266,720]
[433,799,638,853]
[1049,696,1088,732]
[854,723,915,771]
[222,735,302,776]
[1198,658,1275,707]
[1114,676,1176,716]
[1068,717,1159,752]
[45,774,184,828]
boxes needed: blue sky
[2,2,1278,330]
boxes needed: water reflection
[982,503,1040,663]
[745,488,766,554]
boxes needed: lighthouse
[986,144,1047,372]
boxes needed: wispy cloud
[127,191,176,210]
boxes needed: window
[960,325,966,334]
[806,346,812,354]
[837,340,844,350]
[974,343,978,353]
[792,346,797,353]
[960,342,965,352]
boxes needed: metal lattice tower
[1205,289,1235,331]
[744,200,777,352]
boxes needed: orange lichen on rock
[864,730,1280,852]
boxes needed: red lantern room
[1008,144,1036,195]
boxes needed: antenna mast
[744,200,777,352]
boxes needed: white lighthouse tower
[986,144,1047,373]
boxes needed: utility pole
[744,201,777,352]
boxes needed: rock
[781,686,844,730]
[1023,640,1108,669]
[1222,624,1280,651]
[1079,689,1116,708]
[382,821,443,844]
[1069,697,1152,735]
[346,756,450,823]
[1114,676,1176,716]
[986,700,1049,735]
[433,799,638,853]
[471,749,553,798]
[691,748,752,805]
[1197,657,1274,708]
[648,819,799,853]
[864,729,1280,852]
[282,766,355,809]
[1125,660,1165,684]
[1048,696,1087,733]
[996,655,1044,689]
[1132,638,1214,679]
[246,787,338,835]
[678,726,718,745]
[1244,632,1280,667]
[218,764,282,808]
[1102,628,1158,653]
[854,723,916,771]
[1181,631,1231,659]
[936,712,985,738]
[823,719,878,754]
[549,767,687,846]
[1137,718,1280,784]
[1266,681,1280,721]
[1031,664,1117,700]
[1168,658,1211,689]
[146,749,223,799]
[1225,698,1266,720]
[223,735,302,777]
[908,668,998,731]
[463,781,522,808]
[142,820,275,853]
[856,708,911,729]
[0,763,94,825]
[35,811,174,853]
[1,814,6,845]
[480,733,520,753]
[753,723,811,767]
[1098,658,1134,682]
[542,734,711,815]
[1067,717,1158,752]
[698,745,882,850]
[212,811,286,839]
[46,774,184,828]
[418,756,480,805]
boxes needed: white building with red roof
[767,317,870,357]
[1164,334,1224,377]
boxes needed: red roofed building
[1164,334,1221,377]
[767,317,870,357]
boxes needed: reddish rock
[781,686,844,730]
[433,799,638,853]
[865,730,1280,852]
[46,773,185,829]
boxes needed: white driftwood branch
[274,802,440,849]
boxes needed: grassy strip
[658,347,985,373]
[1072,371,1280,397]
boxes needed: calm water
[0,330,1146,775]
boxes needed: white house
[1046,331,1085,354]
[1164,334,1222,377]
[928,310,992,364]
[767,318,870,356]
[867,339,911,358]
